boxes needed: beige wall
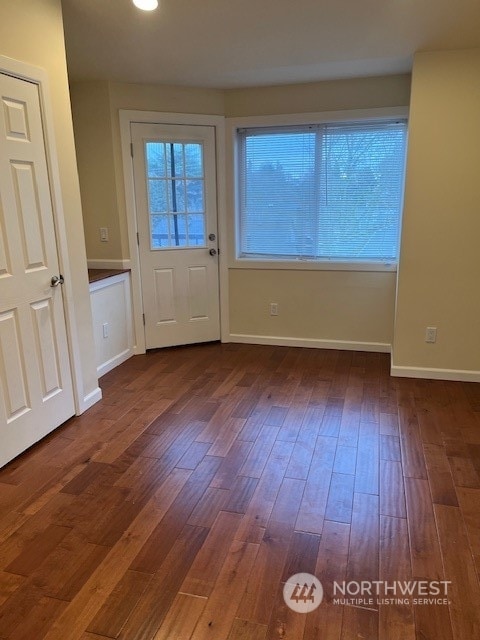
[230,270,396,346]
[70,81,120,261]
[0,0,99,405]
[393,49,480,374]
[226,75,411,347]
[225,74,412,117]
[71,74,411,350]
[65,40,480,375]
[71,80,225,259]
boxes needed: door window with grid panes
[145,141,206,249]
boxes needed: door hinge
[130,143,134,158]
[136,231,140,246]
[142,313,145,326]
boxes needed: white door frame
[0,55,98,415]
[119,110,229,354]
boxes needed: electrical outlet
[425,327,437,343]
[100,227,109,242]
[270,302,279,316]
[102,322,109,339]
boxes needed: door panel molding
[0,308,29,421]
[154,268,176,324]
[119,110,229,354]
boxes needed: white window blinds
[237,120,407,263]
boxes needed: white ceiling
[61,0,480,88]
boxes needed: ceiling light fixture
[132,0,158,11]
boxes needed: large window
[237,119,407,264]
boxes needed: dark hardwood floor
[0,343,479,639]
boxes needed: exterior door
[0,73,75,468]
[131,123,220,349]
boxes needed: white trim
[215,119,230,342]
[120,113,146,354]
[97,350,132,377]
[230,333,391,353]
[119,110,228,353]
[391,364,480,383]
[87,259,132,270]
[0,55,97,416]
[120,109,227,128]
[79,387,103,413]
[230,260,397,272]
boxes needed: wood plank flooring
[0,343,479,639]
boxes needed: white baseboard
[229,333,391,353]
[87,259,131,270]
[78,386,103,414]
[97,349,134,378]
[391,364,480,383]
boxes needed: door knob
[50,275,64,287]
[209,248,217,256]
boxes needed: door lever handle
[50,275,64,287]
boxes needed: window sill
[229,258,397,272]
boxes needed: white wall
[90,273,134,376]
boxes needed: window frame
[227,107,409,272]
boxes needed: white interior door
[0,73,75,468]
[131,123,220,349]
